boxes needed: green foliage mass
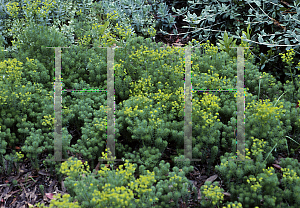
[34,152,194,208]
[0,0,299,207]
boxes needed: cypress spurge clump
[200,181,225,207]
[215,146,300,207]
[279,157,300,206]
[48,148,194,208]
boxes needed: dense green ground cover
[0,0,300,207]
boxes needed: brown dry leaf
[45,193,54,200]
[272,164,282,170]
[93,162,100,175]
[205,174,218,183]
[38,170,51,176]
[223,192,231,197]
[28,203,34,207]
[172,43,184,47]
[9,197,17,206]
[198,189,201,200]
[61,180,66,193]
[29,186,38,202]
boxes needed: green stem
[263,143,277,164]
[29,176,37,183]
[274,92,286,107]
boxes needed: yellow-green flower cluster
[279,48,295,66]
[246,175,263,192]
[123,77,221,131]
[34,193,81,207]
[49,193,81,208]
[92,105,108,132]
[296,100,300,128]
[165,174,184,198]
[197,68,231,93]
[297,61,300,71]
[16,151,24,161]
[245,137,267,158]
[114,42,225,131]
[78,34,92,47]
[99,159,136,183]
[6,1,20,19]
[60,153,159,207]
[62,103,72,117]
[96,30,118,48]
[198,93,221,127]
[236,149,252,160]
[202,39,219,56]
[16,90,31,108]
[123,98,149,118]
[93,159,158,207]
[96,11,133,47]
[60,157,90,179]
[170,86,184,115]
[106,10,119,22]
[0,58,23,86]
[251,138,267,156]
[6,0,56,46]
[281,168,300,188]
[92,185,135,207]
[223,201,243,208]
[22,0,57,20]
[240,34,254,61]
[91,22,108,34]
[279,48,298,83]
[233,87,251,100]
[77,11,122,47]
[244,152,254,161]
[188,39,219,58]
[147,26,157,37]
[246,98,285,124]
[0,58,25,106]
[220,159,229,167]
[200,181,224,206]
[127,44,185,79]
[76,8,83,16]
[41,114,54,130]
[100,147,116,166]
[121,95,165,129]
[130,170,156,198]
[113,22,134,42]
[129,76,154,98]
[262,166,274,177]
